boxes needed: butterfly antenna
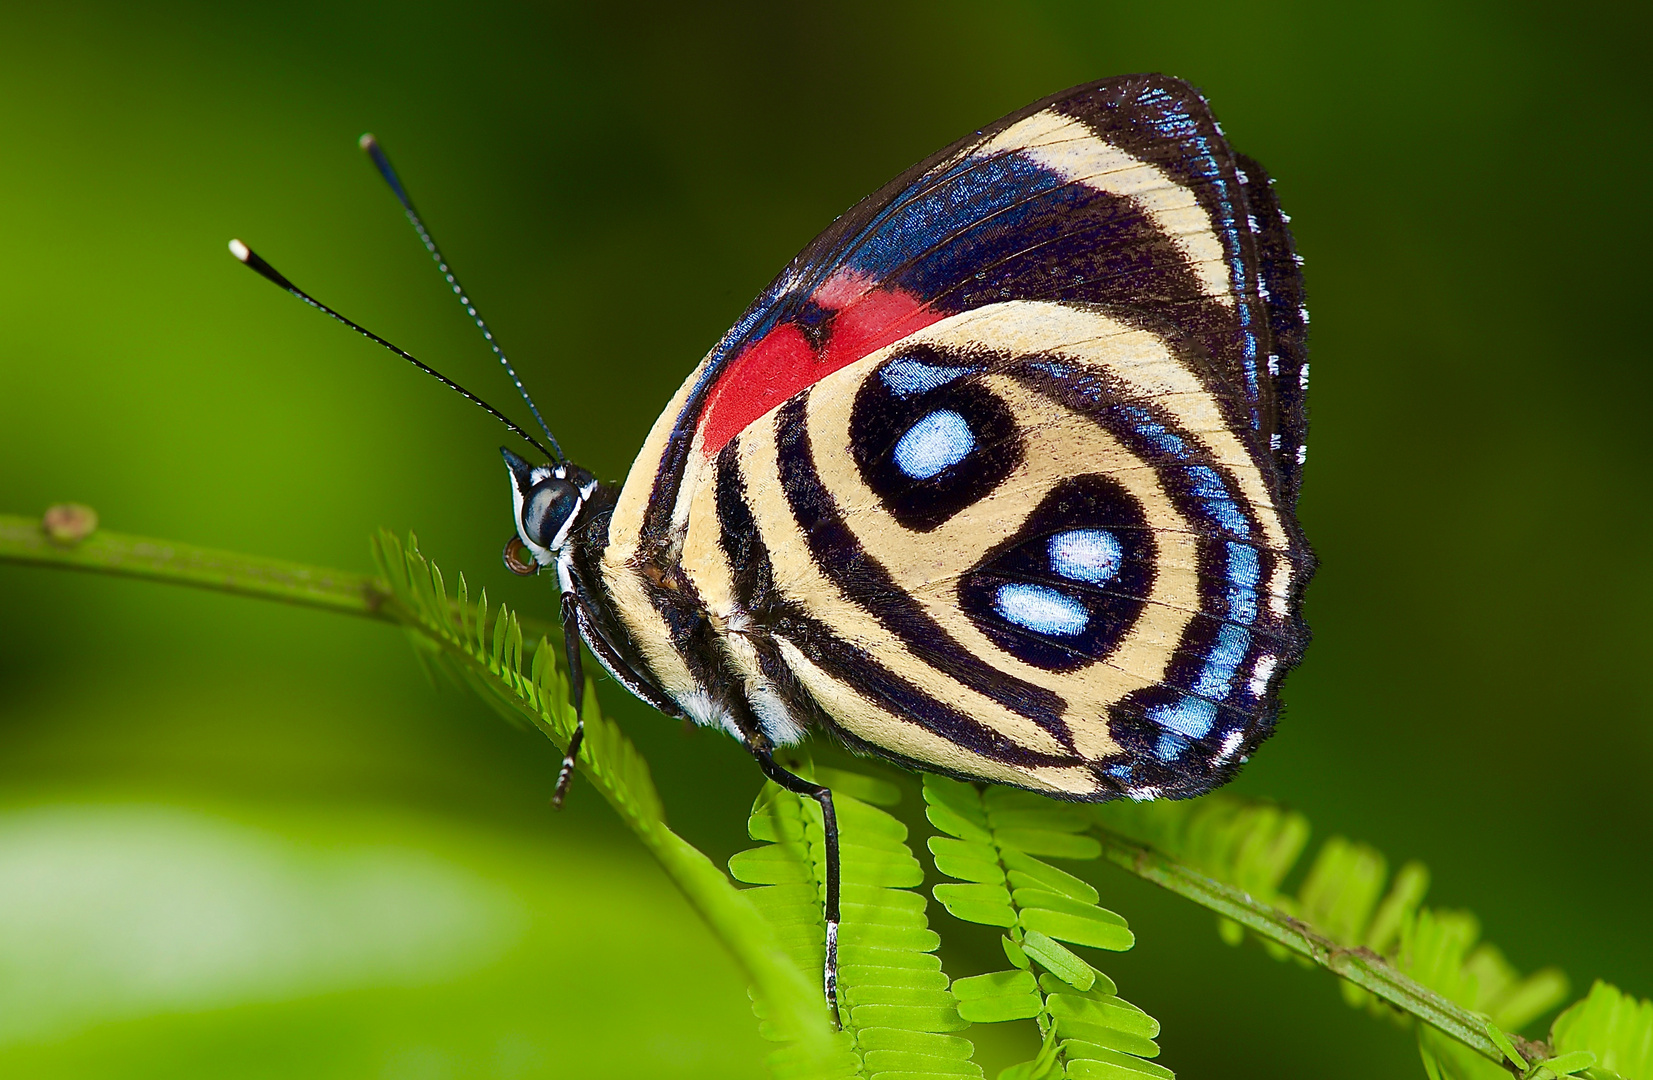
[359,133,565,463]
[227,238,557,462]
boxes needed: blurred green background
[1,2,1648,1077]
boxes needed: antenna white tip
[359,133,377,151]
[228,238,251,262]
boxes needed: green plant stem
[0,512,391,618]
[1092,825,1552,1074]
[0,513,560,640]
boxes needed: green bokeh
[1,2,1647,1077]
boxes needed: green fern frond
[374,530,668,826]
[731,759,979,1080]
[8,514,1643,1079]
[369,530,833,1062]
[923,776,1166,1080]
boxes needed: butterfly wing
[595,74,1312,800]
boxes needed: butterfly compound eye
[502,535,539,575]
[521,478,581,550]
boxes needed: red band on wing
[698,277,944,456]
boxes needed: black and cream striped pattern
[573,75,1312,802]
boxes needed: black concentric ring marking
[715,439,1073,767]
[773,391,1073,748]
[960,474,1156,672]
[849,343,1023,532]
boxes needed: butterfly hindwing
[592,75,1312,801]
[689,302,1307,798]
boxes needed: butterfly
[232,73,1313,1019]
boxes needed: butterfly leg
[552,591,586,810]
[751,745,841,1023]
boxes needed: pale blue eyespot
[993,583,1088,636]
[1047,529,1124,585]
[893,409,975,479]
[880,357,972,397]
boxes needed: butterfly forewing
[590,74,1312,801]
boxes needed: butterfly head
[501,447,598,577]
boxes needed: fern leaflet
[370,530,834,1061]
[731,759,979,1080]
[923,775,1167,1080]
[1550,981,1652,1080]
